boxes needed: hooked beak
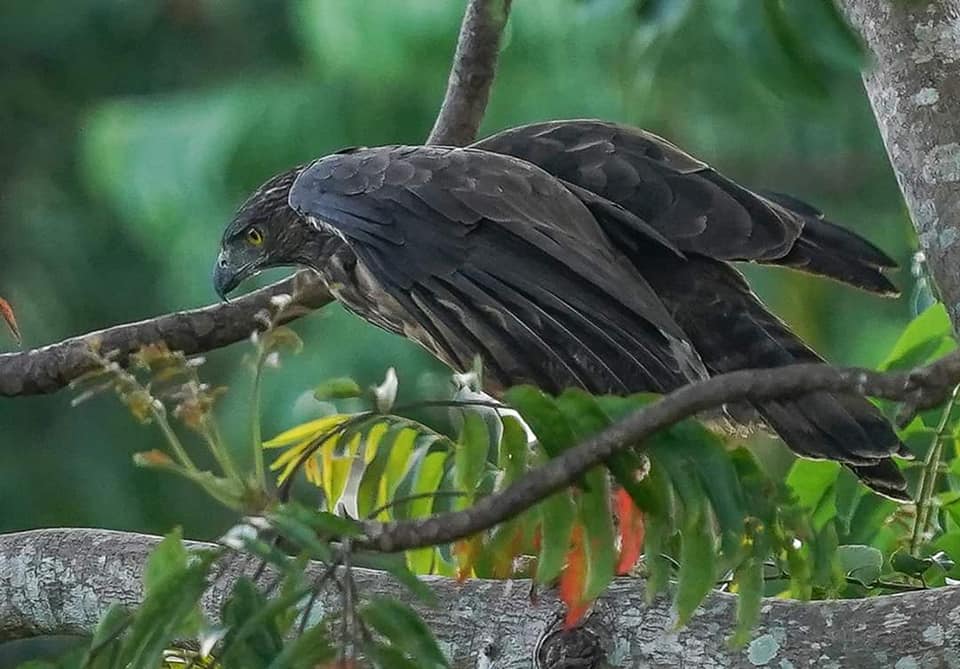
[213,253,247,303]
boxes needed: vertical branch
[839,0,960,328]
[427,0,513,147]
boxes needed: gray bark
[427,0,512,146]
[2,529,960,668]
[840,0,960,328]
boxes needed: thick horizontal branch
[360,350,960,553]
[0,271,331,397]
[2,528,959,667]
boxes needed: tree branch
[838,0,960,329]
[0,272,331,396]
[359,350,960,553]
[3,528,960,667]
[427,0,512,146]
[0,0,512,398]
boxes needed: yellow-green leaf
[263,415,350,448]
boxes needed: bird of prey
[214,119,908,500]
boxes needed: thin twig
[365,491,468,521]
[357,350,960,553]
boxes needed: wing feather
[289,145,701,393]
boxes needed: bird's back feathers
[474,119,899,294]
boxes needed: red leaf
[453,537,482,581]
[0,297,20,344]
[558,525,590,628]
[614,488,645,576]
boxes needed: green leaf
[786,459,840,528]
[675,515,716,626]
[891,549,932,578]
[277,502,364,538]
[360,598,449,668]
[371,425,421,520]
[555,388,610,436]
[834,468,863,539]
[144,528,190,595]
[230,533,294,573]
[266,511,334,562]
[731,557,763,647]
[120,550,215,669]
[499,415,529,485]
[313,376,362,400]
[577,469,616,601]
[837,544,883,586]
[221,577,284,668]
[266,623,335,669]
[455,411,490,495]
[593,393,658,421]
[404,449,449,574]
[761,0,828,97]
[81,603,131,669]
[536,491,576,584]
[675,423,746,557]
[845,493,896,546]
[557,389,660,513]
[505,386,577,457]
[553,390,618,598]
[363,641,421,669]
[811,522,842,593]
[931,532,960,578]
[643,510,672,601]
[881,302,955,371]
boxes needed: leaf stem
[251,357,267,492]
[910,383,960,553]
[152,404,199,473]
[203,416,242,482]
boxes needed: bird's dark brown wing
[289,145,706,395]
[474,119,898,295]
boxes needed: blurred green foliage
[0,0,917,545]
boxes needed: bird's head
[214,167,319,300]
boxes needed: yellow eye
[246,227,264,247]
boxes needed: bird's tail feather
[640,253,910,500]
[760,191,900,296]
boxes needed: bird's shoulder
[289,144,615,250]
[291,144,574,200]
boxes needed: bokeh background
[0,0,919,542]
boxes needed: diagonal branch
[0,0,512,398]
[358,349,960,553]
